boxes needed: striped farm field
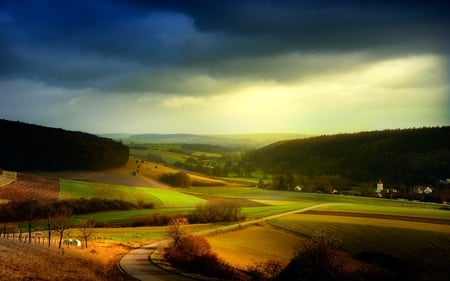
[268,213,450,260]
[0,178,60,202]
[310,202,450,221]
[60,179,205,207]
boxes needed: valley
[0,123,449,280]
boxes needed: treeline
[0,197,152,224]
[132,200,242,227]
[0,119,129,171]
[244,127,450,186]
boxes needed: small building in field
[63,239,81,247]
[376,179,384,197]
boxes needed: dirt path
[119,203,337,281]
[119,242,192,281]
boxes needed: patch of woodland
[244,126,450,186]
[0,119,129,171]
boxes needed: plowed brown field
[0,178,60,202]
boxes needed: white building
[376,179,383,197]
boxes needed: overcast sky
[0,0,448,135]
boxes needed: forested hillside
[244,127,450,186]
[0,119,129,171]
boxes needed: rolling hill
[244,127,450,186]
[102,132,310,148]
[0,119,129,171]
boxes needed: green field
[70,224,214,243]
[73,208,193,226]
[60,183,450,227]
[60,179,205,207]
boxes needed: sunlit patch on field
[0,174,15,187]
[0,238,131,281]
[207,224,302,269]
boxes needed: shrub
[131,214,173,227]
[164,217,246,280]
[164,235,244,280]
[274,228,343,281]
[159,171,191,187]
[247,259,285,281]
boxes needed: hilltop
[0,119,129,172]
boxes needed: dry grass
[39,157,227,188]
[206,224,302,269]
[0,175,15,187]
[0,238,134,281]
[206,224,394,277]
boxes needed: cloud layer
[0,0,448,134]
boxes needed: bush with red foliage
[164,233,245,280]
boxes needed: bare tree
[80,218,96,248]
[52,206,73,249]
[45,204,56,247]
[13,200,41,243]
[167,216,188,246]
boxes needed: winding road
[119,203,336,281]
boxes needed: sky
[0,0,449,135]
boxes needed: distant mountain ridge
[100,133,310,148]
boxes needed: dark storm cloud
[126,0,449,53]
[0,0,448,91]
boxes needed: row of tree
[0,198,152,248]
[0,119,129,171]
